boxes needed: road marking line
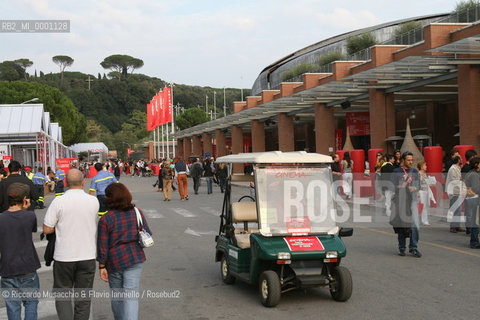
[172,208,196,218]
[199,207,220,216]
[142,209,164,218]
[359,226,480,258]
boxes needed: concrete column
[231,125,243,173]
[215,129,227,157]
[183,138,192,160]
[202,132,213,157]
[369,89,395,152]
[176,139,184,159]
[192,135,202,156]
[278,113,294,152]
[314,103,335,154]
[458,64,480,150]
[251,120,265,152]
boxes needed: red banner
[164,87,172,123]
[335,129,343,152]
[147,101,155,131]
[346,112,370,136]
[127,148,133,156]
[284,237,325,251]
[155,92,165,127]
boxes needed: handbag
[135,207,154,248]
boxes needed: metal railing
[276,4,480,85]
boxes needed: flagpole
[161,125,165,159]
[171,82,176,159]
[153,126,156,161]
[166,122,169,160]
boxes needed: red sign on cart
[284,237,325,251]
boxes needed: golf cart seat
[231,202,258,249]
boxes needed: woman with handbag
[97,183,152,320]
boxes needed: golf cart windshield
[255,166,337,236]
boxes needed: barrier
[424,146,443,207]
[454,145,474,164]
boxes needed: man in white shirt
[43,169,99,320]
[445,155,466,233]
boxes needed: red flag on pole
[155,92,165,127]
[147,102,155,131]
[164,87,173,123]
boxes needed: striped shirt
[55,169,65,181]
[97,208,151,273]
[32,172,47,186]
[89,171,117,196]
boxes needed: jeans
[465,197,480,246]
[53,259,96,320]
[1,272,39,320]
[206,177,213,194]
[449,195,464,229]
[109,263,144,320]
[398,199,420,250]
[343,173,353,197]
[219,178,227,192]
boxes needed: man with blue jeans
[204,158,215,194]
[0,183,41,320]
[391,152,422,258]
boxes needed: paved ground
[2,175,479,319]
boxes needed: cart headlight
[326,251,338,259]
[277,252,291,260]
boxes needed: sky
[0,0,458,89]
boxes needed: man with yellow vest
[32,167,47,209]
[89,162,117,217]
[25,167,34,180]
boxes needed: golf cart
[214,151,353,307]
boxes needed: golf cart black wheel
[330,266,352,302]
[238,195,255,202]
[259,271,281,307]
[220,256,235,284]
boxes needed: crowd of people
[0,160,151,320]
[330,148,480,258]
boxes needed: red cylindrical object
[350,149,365,173]
[454,145,474,164]
[424,146,443,174]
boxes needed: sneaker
[409,249,422,258]
[185,196,189,200]
[398,249,406,256]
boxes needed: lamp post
[20,97,39,104]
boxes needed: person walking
[216,163,228,193]
[161,161,175,201]
[390,152,422,258]
[445,155,466,233]
[175,157,189,201]
[43,169,99,320]
[32,167,47,209]
[0,161,39,213]
[341,152,353,199]
[464,157,480,248]
[204,158,215,195]
[381,154,395,217]
[97,183,151,320]
[190,158,203,195]
[0,183,41,320]
[90,162,118,217]
[54,165,65,197]
[113,161,121,181]
[417,161,431,226]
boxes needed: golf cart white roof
[215,151,333,164]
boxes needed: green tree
[453,0,480,22]
[346,32,377,56]
[100,54,144,79]
[0,81,87,145]
[318,51,345,66]
[175,108,208,130]
[52,55,74,84]
[14,59,33,80]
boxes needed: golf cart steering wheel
[238,195,255,202]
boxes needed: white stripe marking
[172,208,196,218]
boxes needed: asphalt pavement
[2,175,479,319]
